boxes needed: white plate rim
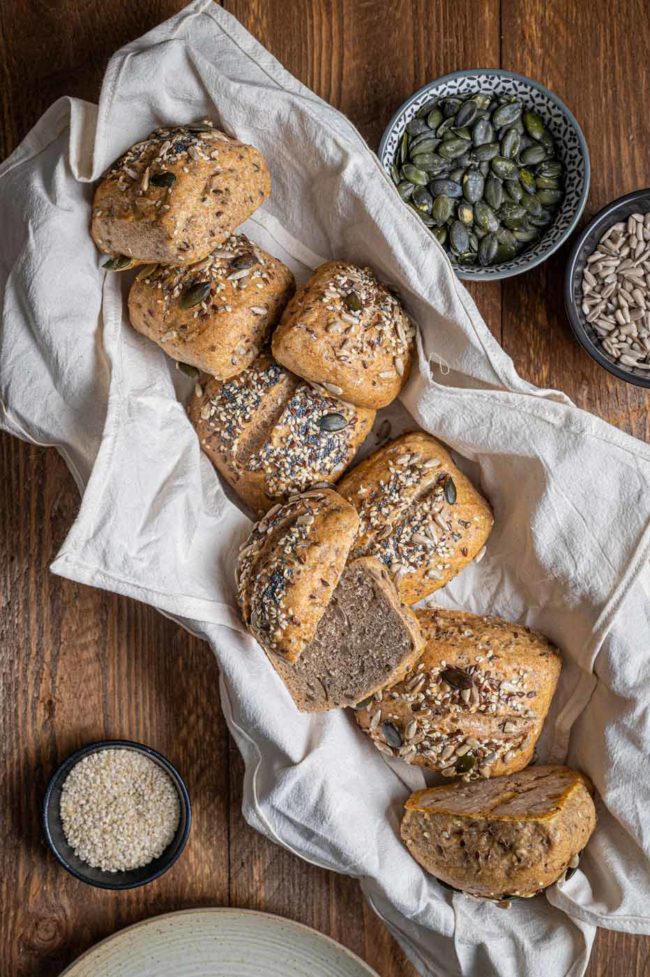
[58,907,381,977]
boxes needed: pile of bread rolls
[91,121,596,904]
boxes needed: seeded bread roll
[128,235,294,379]
[91,123,271,266]
[401,766,596,899]
[236,490,424,710]
[189,353,376,514]
[271,261,416,409]
[338,432,493,605]
[356,608,561,779]
[270,556,424,712]
[237,489,360,664]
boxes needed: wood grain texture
[0,1,648,976]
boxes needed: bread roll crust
[272,261,415,409]
[356,608,561,779]
[189,354,375,514]
[401,766,596,899]
[338,432,493,604]
[91,124,271,266]
[237,489,359,663]
[128,235,294,378]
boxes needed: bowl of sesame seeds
[42,740,191,889]
[565,187,650,386]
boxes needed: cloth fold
[1,3,649,975]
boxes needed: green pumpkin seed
[408,134,440,154]
[397,181,415,201]
[496,227,517,260]
[523,110,546,141]
[399,130,409,164]
[536,187,563,206]
[491,156,518,180]
[102,255,136,271]
[412,187,433,213]
[457,202,474,225]
[535,174,561,190]
[484,173,504,210]
[478,160,490,177]
[411,152,439,171]
[449,221,469,254]
[455,100,479,127]
[382,722,402,748]
[180,281,211,308]
[431,226,447,245]
[474,200,500,233]
[451,126,473,142]
[426,107,443,130]
[536,160,563,179]
[353,695,374,710]
[506,180,524,202]
[150,171,176,188]
[501,127,521,159]
[518,168,537,194]
[403,164,429,185]
[418,212,436,227]
[343,290,363,311]
[456,753,476,773]
[513,226,539,243]
[528,210,554,227]
[455,252,478,266]
[438,137,469,160]
[499,202,527,230]
[468,231,479,252]
[390,164,400,185]
[436,116,456,138]
[231,253,258,271]
[472,117,494,146]
[473,141,500,161]
[478,233,498,266]
[441,96,463,118]
[521,193,543,217]
[187,122,213,132]
[492,101,522,128]
[406,117,430,136]
[432,194,454,225]
[520,144,547,166]
[472,93,493,111]
[463,170,484,203]
[176,361,200,378]
[319,412,349,432]
[430,178,463,199]
[449,167,466,183]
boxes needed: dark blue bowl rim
[42,739,192,890]
[378,67,591,281]
[564,186,650,388]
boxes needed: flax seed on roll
[188,353,375,515]
[128,235,294,379]
[355,607,561,779]
[271,261,416,409]
[91,122,271,267]
[338,432,493,605]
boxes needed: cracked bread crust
[338,432,493,605]
[356,608,561,780]
[91,123,271,266]
[189,353,375,514]
[401,765,596,899]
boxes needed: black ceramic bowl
[42,739,191,890]
[565,188,650,387]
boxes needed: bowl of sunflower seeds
[379,68,590,280]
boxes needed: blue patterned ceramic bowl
[379,68,590,281]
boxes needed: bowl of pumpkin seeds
[379,68,590,280]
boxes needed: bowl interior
[565,188,650,387]
[43,740,191,889]
[380,69,589,280]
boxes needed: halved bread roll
[129,236,294,379]
[356,608,561,779]
[92,123,271,266]
[272,261,416,409]
[338,432,493,605]
[401,766,596,899]
[189,353,375,514]
[237,490,424,711]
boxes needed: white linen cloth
[1,3,650,974]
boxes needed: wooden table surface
[1,1,648,975]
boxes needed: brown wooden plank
[501,0,650,441]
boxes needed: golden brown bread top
[91,123,271,265]
[236,489,360,663]
[272,261,416,409]
[128,235,294,378]
[338,432,493,604]
[189,353,375,514]
[355,607,562,779]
